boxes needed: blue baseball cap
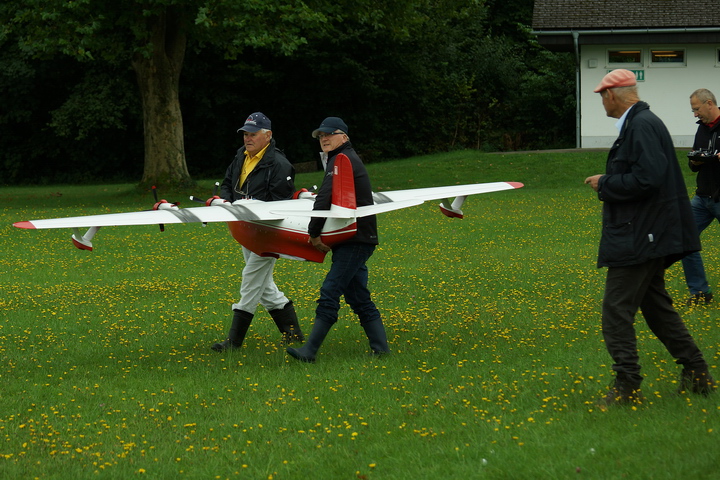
[238,112,272,133]
[312,117,348,138]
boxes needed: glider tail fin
[331,153,356,210]
[316,152,359,249]
[71,226,100,251]
[439,196,467,219]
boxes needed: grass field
[1,150,718,479]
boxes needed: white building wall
[580,43,720,148]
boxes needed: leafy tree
[0,42,143,184]
[1,0,423,187]
[1,0,331,187]
[0,0,575,184]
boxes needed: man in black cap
[286,117,390,363]
[210,112,304,352]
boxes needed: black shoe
[210,339,242,352]
[597,377,643,408]
[686,291,713,306]
[283,334,305,345]
[285,320,333,364]
[210,310,253,352]
[369,350,390,358]
[269,301,305,344]
[597,387,644,407]
[678,368,717,396]
[361,319,391,355]
[286,346,316,363]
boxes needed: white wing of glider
[14,182,523,230]
[269,199,424,218]
[368,181,522,217]
[372,181,522,204]
[13,180,523,255]
[269,182,522,218]
[13,199,303,230]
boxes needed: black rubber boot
[678,366,716,396]
[362,319,391,355]
[211,309,253,352]
[286,320,333,363]
[269,300,305,344]
[597,373,643,407]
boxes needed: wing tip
[13,221,36,229]
[508,182,524,189]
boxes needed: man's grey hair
[691,88,716,105]
[241,128,271,135]
[602,85,638,102]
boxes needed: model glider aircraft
[13,154,524,263]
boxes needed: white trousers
[232,246,288,314]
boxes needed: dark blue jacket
[308,141,378,245]
[596,101,700,268]
[688,118,720,199]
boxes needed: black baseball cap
[312,117,348,138]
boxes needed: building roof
[533,0,720,30]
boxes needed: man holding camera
[681,88,720,305]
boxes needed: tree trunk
[131,8,193,189]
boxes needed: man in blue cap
[210,112,304,352]
[286,117,390,363]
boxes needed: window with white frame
[607,49,642,65]
[650,49,686,65]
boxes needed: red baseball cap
[594,69,637,93]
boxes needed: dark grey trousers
[602,257,707,385]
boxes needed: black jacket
[220,138,295,202]
[308,141,378,245]
[688,118,720,199]
[596,101,700,268]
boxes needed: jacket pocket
[600,222,635,263]
[608,155,633,175]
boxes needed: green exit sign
[609,69,644,81]
[631,70,644,81]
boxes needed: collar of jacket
[609,101,649,152]
[617,101,649,137]
[697,117,720,131]
[242,138,277,168]
[326,141,352,161]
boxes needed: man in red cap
[584,70,715,407]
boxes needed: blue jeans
[681,195,720,294]
[315,243,381,326]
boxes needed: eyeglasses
[317,132,344,139]
[692,101,708,113]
